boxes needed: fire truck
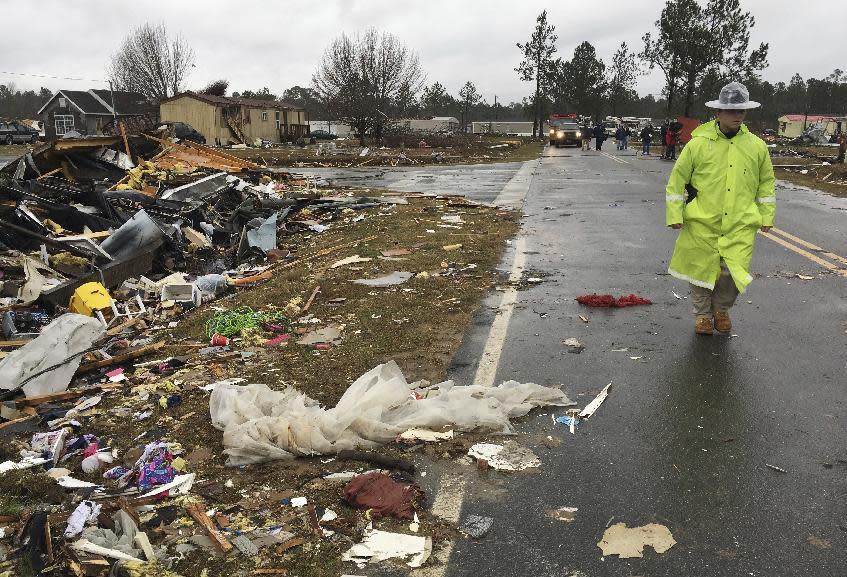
[547,113,583,147]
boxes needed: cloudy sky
[1,0,842,105]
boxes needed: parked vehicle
[0,121,39,144]
[157,121,206,144]
[310,129,338,140]
[547,114,583,147]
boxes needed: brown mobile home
[160,93,309,145]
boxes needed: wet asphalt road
[310,147,847,577]
[439,145,847,577]
[296,162,524,204]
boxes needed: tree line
[0,84,53,120]
[4,5,844,139]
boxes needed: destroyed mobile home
[0,131,581,576]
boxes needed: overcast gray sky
[1,0,843,105]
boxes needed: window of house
[261,111,268,121]
[58,97,66,108]
[275,111,281,129]
[55,115,74,135]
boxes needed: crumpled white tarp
[0,313,105,397]
[210,360,574,465]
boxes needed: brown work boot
[714,310,732,332]
[695,315,714,335]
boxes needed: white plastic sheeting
[209,360,574,465]
[0,313,105,398]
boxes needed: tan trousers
[689,260,739,316]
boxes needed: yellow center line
[759,230,847,277]
[770,227,847,266]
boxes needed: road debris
[459,514,494,538]
[343,472,425,519]
[562,337,585,353]
[343,527,432,568]
[576,294,652,307]
[598,522,676,558]
[547,507,578,522]
[211,361,573,464]
[467,442,542,471]
[579,383,612,420]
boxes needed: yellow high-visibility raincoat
[666,121,775,293]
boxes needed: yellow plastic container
[69,282,112,316]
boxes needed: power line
[0,70,106,83]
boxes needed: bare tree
[109,22,195,101]
[313,28,424,146]
[200,79,228,96]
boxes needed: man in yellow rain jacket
[666,82,775,335]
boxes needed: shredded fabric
[575,294,652,307]
[344,472,424,519]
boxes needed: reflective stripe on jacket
[665,121,775,293]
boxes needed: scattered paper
[297,324,343,346]
[547,506,578,523]
[353,271,414,287]
[56,476,98,489]
[291,496,308,508]
[562,338,584,353]
[139,473,195,498]
[579,383,612,420]
[796,274,815,280]
[343,528,432,568]
[381,248,413,257]
[331,255,373,269]
[467,442,541,471]
[597,523,676,558]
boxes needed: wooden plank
[118,121,131,158]
[57,231,111,241]
[17,382,123,407]
[185,503,233,553]
[44,519,54,564]
[0,340,31,347]
[76,341,164,374]
[301,285,320,313]
[106,318,141,337]
[0,414,38,432]
[36,167,62,181]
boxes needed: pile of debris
[0,130,575,575]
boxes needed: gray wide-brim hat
[705,81,761,110]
